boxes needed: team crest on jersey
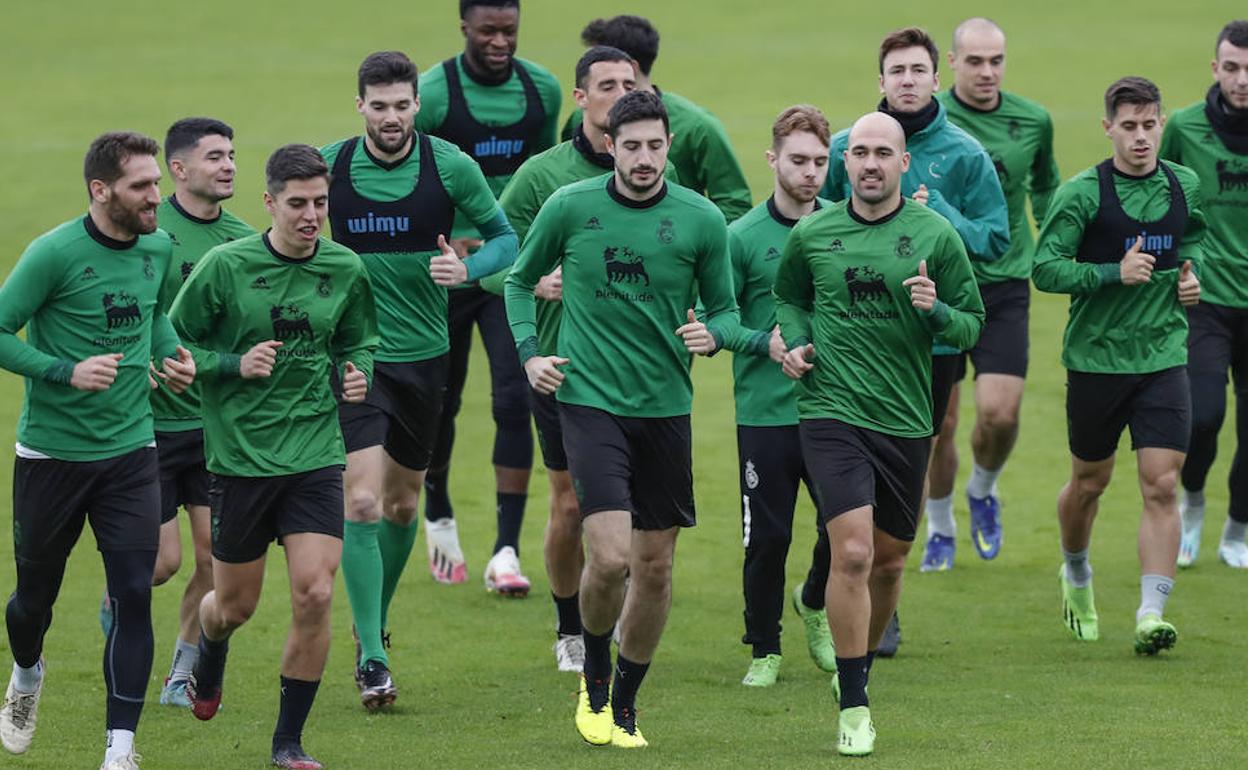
[102,291,141,330]
[844,266,888,304]
[828,238,845,253]
[180,261,194,281]
[1216,160,1248,194]
[657,218,675,245]
[316,273,333,298]
[142,254,155,280]
[270,304,313,341]
[584,216,603,230]
[745,460,759,490]
[602,246,650,285]
[991,154,1010,185]
[1007,119,1021,141]
[895,236,914,258]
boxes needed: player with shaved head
[774,112,983,756]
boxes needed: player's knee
[979,398,1021,434]
[832,538,874,578]
[587,547,629,583]
[151,553,180,587]
[346,487,381,523]
[291,579,334,622]
[1142,469,1180,509]
[871,551,907,584]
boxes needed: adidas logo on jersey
[80,266,99,281]
[251,276,271,289]
[584,217,603,230]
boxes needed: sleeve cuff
[44,360,75,385]
[219,353,241,378]
[925,300,952,329]
[516,336,540,364]
[1096,263,1121,286]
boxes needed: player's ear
[573,87,588,110]
[169,157,185,181]
[604,133,616,157]
[355,96,365,116]
[263,190,275,216]
[900,151,911,173]
[765,148,777,169]
[1102,117,1112,136]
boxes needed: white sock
[1224,518,1248,544]
[1063,548,1092,587]
[925,495,956,537]
[11,660,43,693]
[104,729,134,763]
[169,639,198,681]
[966,461,1002,499]
[1136,574,1174,621]
[1181,489,1206,529]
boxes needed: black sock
[423,469,453,522]
[866,649,877,674]
[611,655,650,728]
[273,676,320,748]
[553,593,582,637]
[836,655,870,710]
[194,625,230,691]
[582,629,613,711]
[493,492,526,555]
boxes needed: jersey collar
[169,194,222,225]
[83,214,138,250]
[607,176,668,209]
[263,230,319,263]
[847,198,905,226]
[766,195,822,228]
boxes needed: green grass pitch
[0,0,1243,766]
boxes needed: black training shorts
[209,466,344,564]
[560,403,695,530]
[1066,366,1191,462]
[337,356,448,470]
[156,429,211,523]
[13,446,160,564]
[931,354,960,433]
[955,278,1030,381]
[530,387,568,471]
[799,419,930,542]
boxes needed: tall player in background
[924,18,1060,570]
[418,0,562,593]
[1162,20,1248,569]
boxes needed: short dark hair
[1104,76,1162,120]
[265,144,329,195]
[358,51,419,99]
[460,0,518,19]
[607,90,669,138]
[575,46,633,89]
[582,15,660,76]
[164,118,234,168]
[1217,20,1248,52]
[772,105,831,149]
[879,27,939,74]
[83,131,159,192]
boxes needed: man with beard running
[0,131,195,770]
[323,50,517,710]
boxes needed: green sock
[379,518,419,630]
[342,521,387,667]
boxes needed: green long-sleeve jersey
[321,135,515,362]
[938,89,1061,284]
[561,88,752,223]
[168,233,378,477]
[773,200,984,438]
[150,196,255,432]
[1032,160,1205,374]
[0,216,180,460]
[417,55,562,240]
[505,176,742,418]
[728,197,829,427]
[1160,100,1248,309]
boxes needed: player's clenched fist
[902,259,937,311]
[1120,236,1156,286]
[524,355,568,395]
[71,352,123,391]
[1176,259,1200,306]
[430,233,469,287]
[157,345,196,393]
[341,361,368,403]
[240,340,282,379]
[782,344,815,380]
[675,308,717,355]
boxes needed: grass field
[1,0,1246,767]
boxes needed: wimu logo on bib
[1124,231,1175,254]
[474,136,525,160]
[346,213,411,238]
